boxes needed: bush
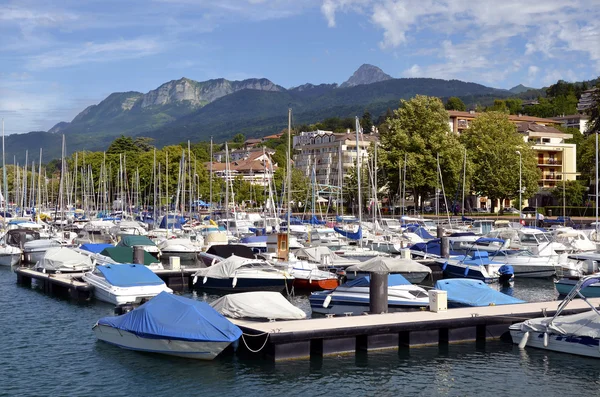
[543,206,597,217]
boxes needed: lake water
[1,267,596,397]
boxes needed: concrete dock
[15,267,94,300]
[232,298,600,361]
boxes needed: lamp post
[516,150,522,218]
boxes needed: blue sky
[1,0,599,134]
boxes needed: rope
[240,332,270,353]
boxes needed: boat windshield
[383,219,401,227]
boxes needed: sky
[1,0,599,134]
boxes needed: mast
[210,137,213,217]
[225,142,230,230]
[58,135,65,230]
[188,140,192,220]
[1,119,7,218]
[462,148,467,216]
[153,149,157,226]
[355,116,362,248]
[402,153,407,218]
[37,149,42,222]
[22,150,28,216]
[338,141,343,216]
[287,108,292,258]
[596,131,598,238]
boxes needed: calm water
[1,267,597,397]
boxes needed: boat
[344,254,432,284]
[34,247,94,273]
[23,239,62,264]
[157,238,201,261]
[116,234,160,259]
[0,240,22,266]
[555,276,600,297]
[93,292,242,360]
[192,254,294,293]
[270,258,340,291]
[83,264,173,305]
[211,291,307,320]
[433,279,524,308]
[309,275,429,316]
[510,274,600,358]
[99,246,163,269]
[436,251,515,283]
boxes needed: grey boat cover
[36,247,94,272]
[294,246,355,267]
[211,291,306,320]
[24,239,61,251]
[515,310,600,338]
[346,257,432,275]
[193,255,275,279]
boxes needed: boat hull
[194,277,294,294]
[293,277,339,291]
[510,329,600,358]
[93,324,232,360]
[555,279,600,297]
[442,262,496,283]
[346,271,430,284]
[160,251,198,261]
[310,290,428,316]
[0,253,21,267]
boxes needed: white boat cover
[211,291,306,320]
[294,246,355,266]
[193,255,273,279]
[516,310,600,337]
[158,238,198,251]
[346,257,432,275]
[37,247,94,271]
[24,239,61,250]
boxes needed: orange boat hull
[293,278,339,291]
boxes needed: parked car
[474,208,489,213]
[503,207,520,214]
[521,207,537,214]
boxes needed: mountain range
[6,64,538,162]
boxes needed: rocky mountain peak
[340,64,392,88]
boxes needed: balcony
[541,174,562,180]
[537,159,562,166]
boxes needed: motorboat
[34,247,94,273]
[433,279,524,308]
[192,254,294,293]
[211,291,307,321]
[99,246,163,269]
[510,274,600,358]
[23,239,62,264]
[197,244,256,267]
[157,238,201,261]
[553,228,596,253]
[345,254,432,284]
[294,246,358,269]
[309,275,429,316]
[266,257,340,291]
[83,264,173,305]
[435,251,514,283]
[0,243,22,267]
[116,235,160,259]
[555,276,600,297]
[93,292,242,360]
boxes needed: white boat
[510,274,600,358]
[23,239,62,264]
[93,292,242,360]
[34,247,94,273]
[345,254,432,284]
[157,238,200,261]
[0,241,22,266]
[211,291,307,320]
[310,274,429,316]
[83,264,173,305]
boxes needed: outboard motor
[498,265,514,284]
[114,303,135,315]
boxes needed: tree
[232,133,245,144]
[133,137,155,152]
[361,110,373,133]
[588,82,600,133]
[487,99,509,113]
[552,180,586,206]
[273,167,310,209]
[460,111,540,213]
[379,95,467,210]
[445,97,466,111]
[107,135,139,154]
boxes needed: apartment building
[207,149,276,187]
[292,130,377,186]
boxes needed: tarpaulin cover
[193,255,272,279]
[211,291,306,320]
[97,264,165,287]
[434,279,524,307]
[334,225,362,240]
[157,238,198,251]
[117,235,157,248]
[100,247,158,266]
[37,247,93,271]
[342,274,412,288]
[206,244,255,259]
[346,256,432,275]
[158,214,185,229]
[294,246,356,266]
[411,240,460,256]
[79,243,114,254]
[98,292,242,342]
[302,215,326,225]
[515,310,600,338]
[240,236,268,244]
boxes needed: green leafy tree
[460,111,540,212]
[487,99,509,113]
[552,180,586,206]
[107,135,139,154]
[232,133,246,143]
[445,97,466,111]
[379,95,467,210]
[588,83,600,133]
[361,110,373,133]
[273,167,310,210]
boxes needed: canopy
[405,226,434,239]
[193,255,270,279]
[211,291,306,320]
[79,243,114,254]
[434,279,524,307]
[100,246,158,266]
[334,225,362,240]
[117,235,157,248]
[342,274,411,288]
[37,247,93,271]
[346,256,432,275]
[98,292,242,342]
[24,239,61,250]
[97,264,165,287]
[206,244,255,259]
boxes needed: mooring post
[133,245,145,265]
[436,226,444,238]
[441,237,450,259]
[369,271,389,314]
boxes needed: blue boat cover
[334,225,362,240]
[411,240,460,256]
[79,243,114,254]
[434,279,524,307]
[240,235,268,244]
[302,215,326,225]
[98,292,242,342]
[449,232,476,237]
[342,274,411,288]
[97,264,165,287]
[159,214,185,229]
[411,227,434,239]
[475,237,505,244]
[336,216,358,223]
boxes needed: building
[577,88,597,113]
[447,110,562,134]
[292,130,377,186]
[207,148,277,187]
[550,114,589,134]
